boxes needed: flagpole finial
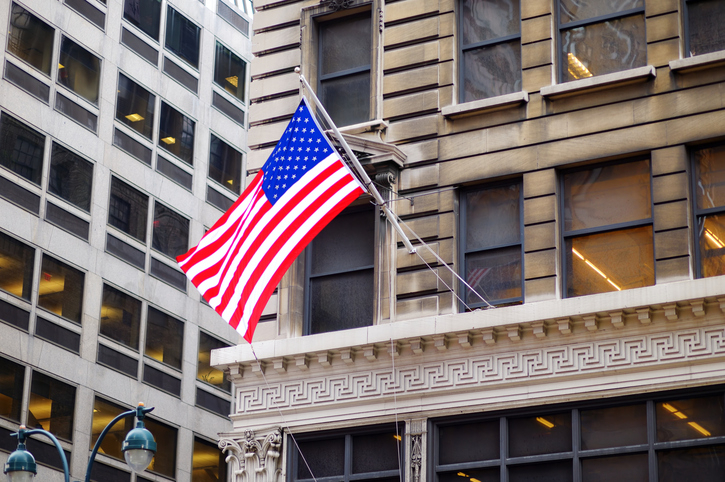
[294,67,300,74]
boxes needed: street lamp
[3,403,157,482]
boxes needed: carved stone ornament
[218,428,284,482]
[411,434,422,482]
[323,0,354,11]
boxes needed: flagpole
[295,68,416,254]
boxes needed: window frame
[213,39,248,104]
[683,0,725,58]
[459,179,524,308]
[6,2,56,77]
[691,141,725,279]
[164,5,202,70]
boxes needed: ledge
[670,50,725,73]
[337,118,389,135]
[441,91,529,119]
[541,65,656,99]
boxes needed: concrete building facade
[213,0,725,481]
[0,0,251,481]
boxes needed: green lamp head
[121,404,157,473]
[3,427,37,482]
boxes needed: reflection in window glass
[656,396,725,442]
[159,102,195,165]
[90,397,134,460]
[144,418,177,478]
[0,356,24,422]
[687,0,725,57]
[209,134,242,194]
[0,231,35,300]
[509,412,572,457]
[214,42,246,102]
[116,73,156,140]
[37,254,84,324]
[438,420,499,465]
[100,284,142,350]
[48,142,93,211]
[29,371,76,441]
[581,453,648,482]
[165,7,200,68]
[123,0,162,41]
[58,36,101,104]
[581,403,647,450]
[658,445,725,482]
[145,307,183,369]
[197,332,231,392]
[0,113,45,185]
[193,437,228,482]
[7,3,55,75]
[152,202,189,258]
[694,143,725,278]
[109,176,149,242]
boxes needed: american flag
[177,98,365,342]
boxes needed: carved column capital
[219,428,284,482]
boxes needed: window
[459,0,521,102]
[558,0,646,82]
[432,389,725,482]
[90,397,134,461]
[123,0,162,41]
[152,201,189,258]
[0,112,46,185]
[48,142,93,211]
[685,0,725,57]
[305,205,374,335]
[28,371,76,441]
[193,437,228,482]
[0,356,24,422]
[144,306,183,369]
[57,36,101,104]
[143,417,177,478]
[108,176,149,242]
[7,3,55,75]
[116,73,156,140]
[0,231,35,300]
[37,254,84,324]
[197,332,231,392]
[99,284,142,350]
[165,6,200,69]
[290,424,402,482]
[214,42,246,102]
[460,181,523,307]
[158,102,195,165]
[318,13,371,127]
[208,134,242,194]
[693,143,725,278]
[562,159,654,297]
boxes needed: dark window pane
[25,437,71,471]
[465,246,522,304]
[7,3,55,75]
[123,0,162,41]
[439,468,499,482]
[48,142,93,211]
[0,175,40,214]
[156,155,192,190]
[309,269,374,334]
[159,102,195,164]
[55,92,98,132]
[143,364,181,396]
[688,0,725,57]
[35,316,81,353]
[463,40,521,101]
[207,185,235,211]
[58,36,101,104]
[163,56,198,93]
[465,182,521,251]
[97,344,137,377]
[0,112,45,185]
[320,72,370,128]
[145,307,183,369]
[100,284,141,350]
[310,208,374,275]
[560,0,642,24]
[217,0,249,35]
[508,460,572,482]
[89,462,131,482]
[152,202,189,258]
[144,418,177,478]
[561,14,646,82]
[46,202,90,240]
[461,0,520,45]
[0,356,24,422]
[209,134,242,194]
[64,0,105,30]
[106,233,146,269]
[319,14,371,74]
[656,395,725,442]
[0,231,35,300]
[37,254,84,323]
[581,453,648,482]
[150,258,187,290]
[509,412,571,457]
[29,372,76,441]
[566,226,654,297]
[4,60,50,102]
[581,403,647,450]
[113,128,152,165]
[165,7,200,68]
[698,214,725,278]
[0,298,30,331]
[564,160,651,232]
[658,445,725,482]
[198,332,232,392]
[109,176,148,241]
[120,27,159,64]
[214,42,246,101]
[438,420,499,465]
[296,437,345,478]
[212,91,245,125]
[90,397,134,461]
[352,431,400,473]
[193,437,228,482]
[116,73,155,140]
[196,387,231,417]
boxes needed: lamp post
[3,403,157,482]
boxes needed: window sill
[541,65,656,100]
[442,91,529,119]
[670,50,725,73]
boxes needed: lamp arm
[14,428,70,482]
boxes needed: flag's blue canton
[261,102,334,206]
